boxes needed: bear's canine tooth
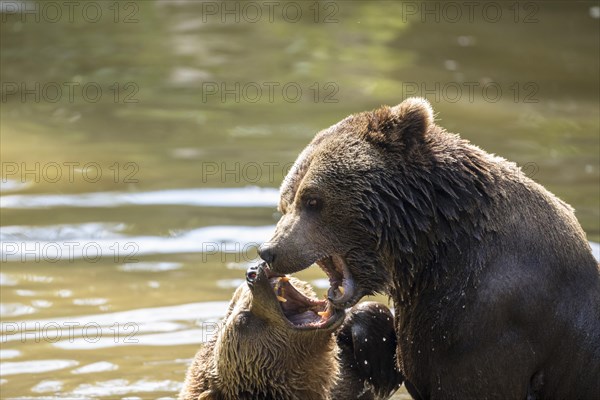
[318,310,331,318]
[338,286,345,295]
[273,279,286,297]
[277,295,287,303]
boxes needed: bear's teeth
[338,286,345,295]
[277,296,287,303]
[280,276,290,282]
[318,309,331,318]
[273,281,285,297]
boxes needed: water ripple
[0,186,279,209]
[0,359,79,376]
[3,300,225,327]
[71,361,119,374]
[31,380,64,393]
[1,224,275,261]
[0,349,21,360]
[69,378,182,397]
[0,303,36,317]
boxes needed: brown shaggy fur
[179,277,339,400]
[179,264,402,400]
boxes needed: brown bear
[179,262,402,400]
[259,98,600,399]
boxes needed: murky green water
[1,1,598,398]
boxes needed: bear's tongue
[271,277,331,327]
[286,310,321,326]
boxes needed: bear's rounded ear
[366,97,434,148]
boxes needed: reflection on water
[1,186,279,208]
[0,349,22,360]
[0,359,79,376]
[68,379,182,398]
[2,222,276,261]
[0,0,598,398]
[71,362,119,375]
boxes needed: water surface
[1,1,598,398]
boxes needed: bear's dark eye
[305,197,321,210]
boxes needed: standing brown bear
[260,98,600,399]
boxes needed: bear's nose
[246,264,259,284]
[258,243,276,265]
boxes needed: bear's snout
[258,243,276,265]
[260,212,328,274]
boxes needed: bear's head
[260,98,493,308]
[210,263,343,399]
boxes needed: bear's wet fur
[335,302,403,399]
[179,263,402,400]
[261,98,600,399]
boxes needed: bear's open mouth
[267,274,345,330]
[315,254,357,308]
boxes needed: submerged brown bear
[260,98,600,399]
[179,262,402,400]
